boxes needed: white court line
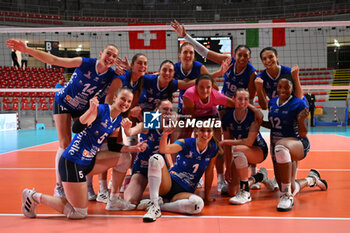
[1,168,350,172]
[0,141,58,155]
[0,213,349,221]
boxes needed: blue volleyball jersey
[62,104,122,165]
[132,129,167,175]
[268,95,308,146]
[55,57,118,112]
[221,58,256,98]
[118,69,140,92]
[139,74,179,111]
[256,65,291,99]
[169,138,218,193]
[174,61,202,112]
[221,108,267,150]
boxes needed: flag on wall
[128,23,166,49]
[246,21,259,48]
[272,19,286,47]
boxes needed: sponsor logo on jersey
[82,149,93,158]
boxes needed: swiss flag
[128,23,166,50]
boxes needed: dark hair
[195,73,215,86]
[233,88,249,98]
[159,60,176,101]
[180,42,194,53]
[130,53,147,95]
[278,74,295,95]
[234,45,251,55]
[259,47,278,60]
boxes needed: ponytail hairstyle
[159,60,176,101]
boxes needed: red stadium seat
[40,103,48,110]
[21,102,30,110]
[3,103,12,111]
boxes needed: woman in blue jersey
[171,20,257,103]
[255,47,303,110]
[6,39,129,198]
[92,53,148,203]
[174,42,230,114]
[120,100,175,206]
[266,75,327,211]
[138,60,195,112]
[171,20,262,191]
[140,121,223,222]
[21,88,148,219]
[220,88,275,204]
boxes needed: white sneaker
[277,193,294,211]
[250,183,261,190]
[143,203,161,222]
[217,180,227,193]
[22,189,38,218]
[258,167,276,191]
[229,190,251,205]
[106,195,136,211]
[137,197,164,210]
[87,185,97,201]
[96,189,109,203]
[308,169,328,191]
[53,184,65,198]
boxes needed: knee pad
[63,202,88,219]
[186,195,204,214]
[114,153,131,173]
[148,154,165,170]
[274,145,291,164]
[233,152,248,169]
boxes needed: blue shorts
[53,100,82,118]
[59,156,96,183]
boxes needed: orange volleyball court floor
[0,134,349,233]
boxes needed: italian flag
[246,19,286,48]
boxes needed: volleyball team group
[6,20,328,222]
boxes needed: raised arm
[254,77,268,110]
[171,20,230,64]
[248,72,257,104]
[297,107,309,138]
[121,118,143,136]
[6,39,82,68]
[72,97,99,133]
[158,128,183,154]
[210,57,232,79]
[291,64,303,100]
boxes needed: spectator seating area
[0,66,65,111]
[0,6,348,25]
[0,66,334,112]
